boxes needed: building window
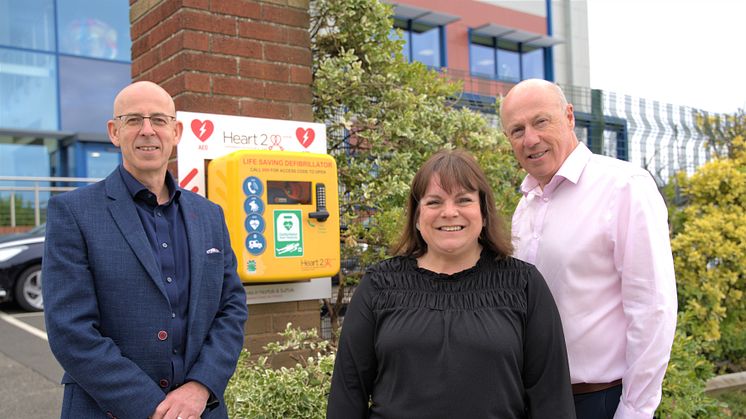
[0,0,56,52]
[0,0,131,184]
[84,145,120,179]
[391,19,444,68]
[59,56,131,132]
[57,0,131,61]
[469,34,545,82]
[1,0,132,134]
[0,48,58,130]
[0,138,56,177]
[495,39,520,82]
[521,46,544,80]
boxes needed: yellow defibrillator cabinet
[207,150,340,282]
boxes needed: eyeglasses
[115,114,176,129]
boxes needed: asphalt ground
[0,302,63,419]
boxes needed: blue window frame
[469,33,546,82]
[391,19,445,68]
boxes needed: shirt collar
[519,142,592,195]
[118,165,180,205]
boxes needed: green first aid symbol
[274,210,303,257]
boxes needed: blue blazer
[42,169,248,419]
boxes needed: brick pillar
[130,0,320,354]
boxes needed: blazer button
[157,330,168,341]
[160,378,169,388]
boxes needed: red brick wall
[130,0,313,122]
[130,0,320,353]
[243,300,320,354]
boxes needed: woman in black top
[326,149,575,419]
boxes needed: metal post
[34,182,41,226]
[9,192,15,227]
[590,89,604,154]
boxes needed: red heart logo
[191,119,214,142]
[296,128,315,148]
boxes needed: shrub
[658,320,725,418]
[225,325,335,419]
[658,121,745,417]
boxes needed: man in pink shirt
[501,79,677,419]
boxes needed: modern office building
[1,0,131,181]
[388,0,590,96]
[388,0,714,181]
[386,0,627,160]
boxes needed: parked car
[0,224,45,311]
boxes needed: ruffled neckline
[407,249,491,281]
[367,250,528,312]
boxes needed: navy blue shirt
[119,165,190,389]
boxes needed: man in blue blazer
[42,81,248,419]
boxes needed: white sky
[586,0,746,114]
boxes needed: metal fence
[558,84,718,182]
[427,70,720,184]
[434,71,720,183]
[0,176,101,228]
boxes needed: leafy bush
[658,321,725,418]
[657,118,745,418]
[225,325,335,419]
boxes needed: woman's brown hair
[391,149,513,258]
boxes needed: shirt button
[533,233,540,239]
[157,330,168,341]
[542,197,549,202]
[156,211,162,217]
[173,348,179,354]
[171,312,176,318]
[166,277,173,283]
[159,379,169,388]
[161,242,168,248]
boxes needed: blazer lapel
[181,193,205,332]
[105,171,169,300]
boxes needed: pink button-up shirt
[512,143,677,419]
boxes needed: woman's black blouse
[326,251,575,419]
